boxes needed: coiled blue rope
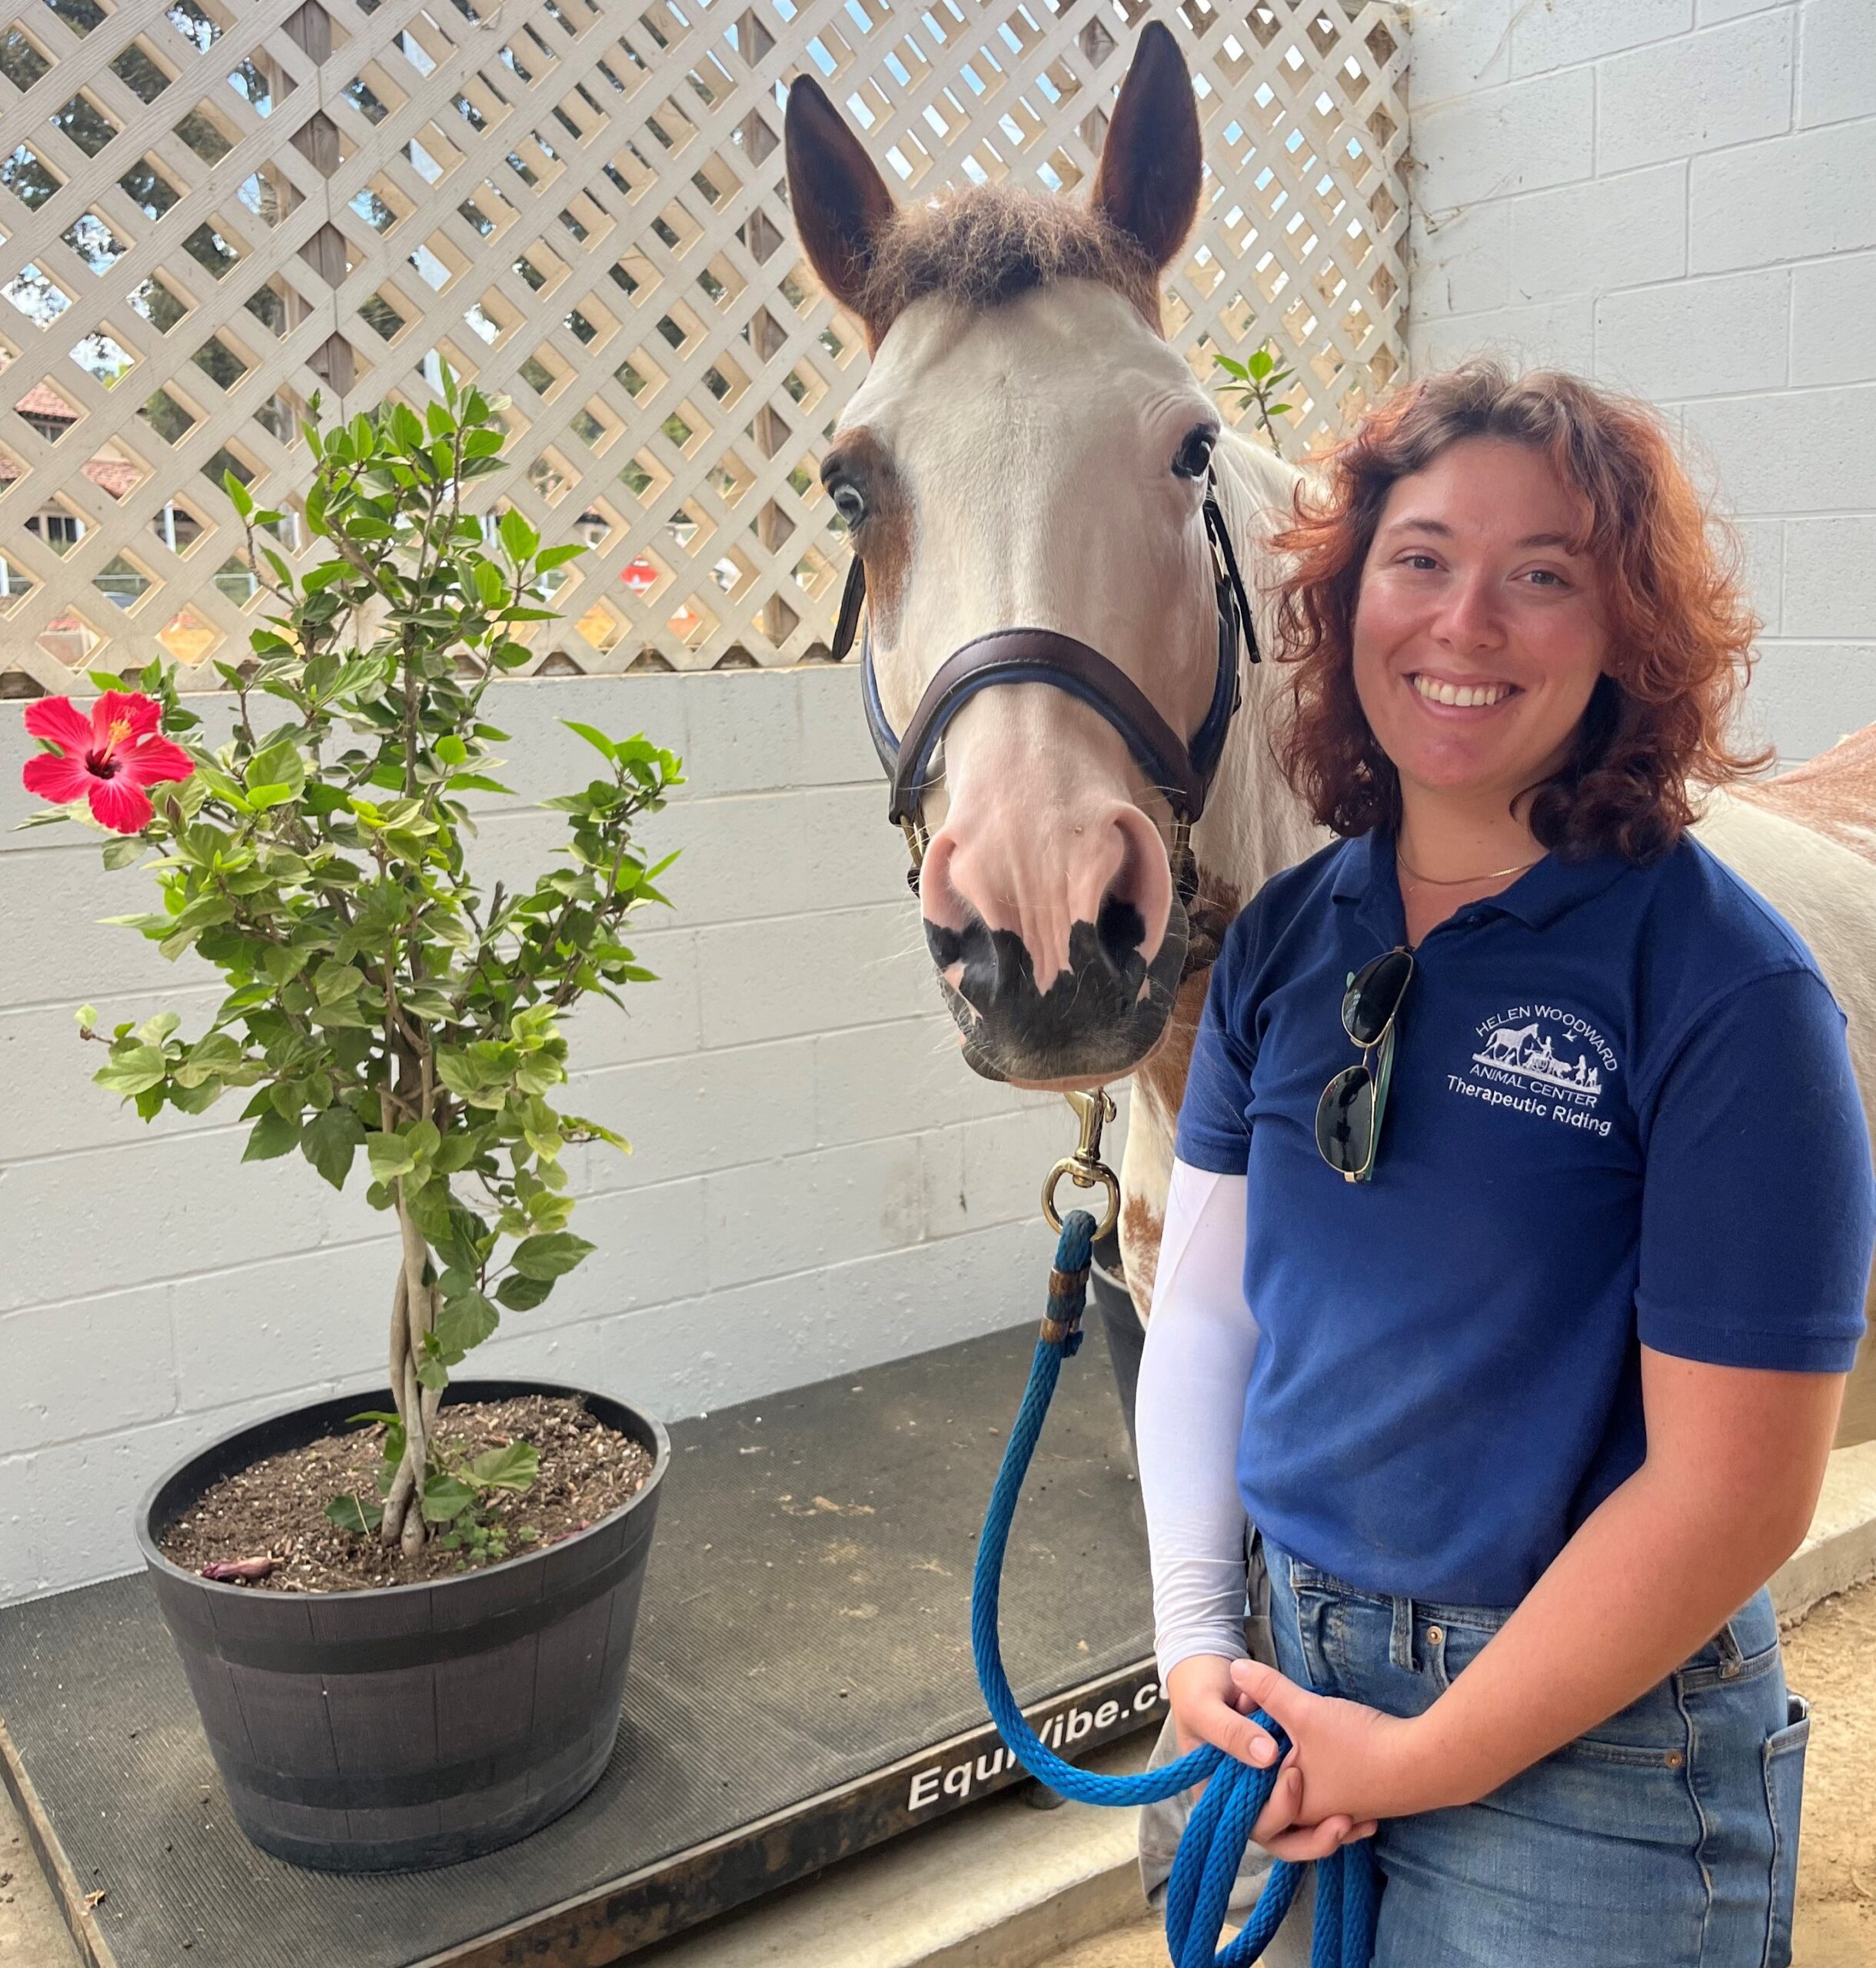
[970,1208,1379,1968]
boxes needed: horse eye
[1172,427,1217,481]
[830,482,867,529]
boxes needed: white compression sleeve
[1135,1159,1257,1681]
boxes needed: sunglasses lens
[1343,948,1414,1048]
[1316,1064,1375,1176]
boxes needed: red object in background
[21,690,194,833]
[621,557,657,595]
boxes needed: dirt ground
[2,1581,1872,1966]
[1038,1577,1876,1968]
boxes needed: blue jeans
[1263,1540,1810,1967]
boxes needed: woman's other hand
[1231,1658,1420,1827]
[1165,1655,1379,1860]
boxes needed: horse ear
[786,74,898,324]
[1090,22,1202,273]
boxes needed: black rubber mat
[0,1315,1159,1968]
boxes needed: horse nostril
[1094,892,1147,976]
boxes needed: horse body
[786,28,1875,1440]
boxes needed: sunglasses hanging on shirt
[1316,946,1415,1183]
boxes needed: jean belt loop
[1389,1593,1416,1673]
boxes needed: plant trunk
[379,1269,416,1544]
[381,1192,441,1554]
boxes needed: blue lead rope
[969,1208,1379,1968]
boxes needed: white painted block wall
[1408,0,1876,763]
[0,667,1098,1604]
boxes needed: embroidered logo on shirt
[1449,1004,1620,1138]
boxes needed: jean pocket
[1761,1693,1810,1968]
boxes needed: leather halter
[829,470,1259,903]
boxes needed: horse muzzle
[927,892,1191,1085]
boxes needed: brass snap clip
[1041,1088,1121,1242]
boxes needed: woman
[1136,363,1874,1966]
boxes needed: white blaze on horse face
[845,279,1221,993]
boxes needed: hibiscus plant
[17,369,681,1557]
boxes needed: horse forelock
[860,184,1162,341]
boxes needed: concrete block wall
[1408,0,1876,763]
[0,668,1097,1603]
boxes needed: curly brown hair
[1272,362,1768,863]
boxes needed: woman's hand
[1229,1659,1424,1827]
[1165,1656,1379,1861]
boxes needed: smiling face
[1352,437,1610,819]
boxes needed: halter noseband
[830,470,1259,910]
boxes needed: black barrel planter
[135,1378,670,1873]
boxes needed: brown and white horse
[785,26,1876,1443]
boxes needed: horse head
[785,25,1278,1090]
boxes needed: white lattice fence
[0,0,1405,689]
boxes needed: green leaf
[414,1355,449,1393]
[468,1442,538,1493]
[435,734,468,766]
[1247,347,1275,380]
[325,1493,384,1536]
[421,1471,477,1523]
[495,1269,554,1311]
[95,1044,168,1095]
[166,894,234,936]
[243,1109,300,1160]
[173,1031,244,1088]
[509,1231,594,1281]
[102,836,146,870]
[313,960,367,1006]
[561,720,617,762]
[432,1289,499,1360]
[404,1175,454,1245]
[246,740,306,799]
[224,470,254,518]
[389,401,427,455]
[497,507,539,562]
[436,1049,504,1107]
[302,1105,366,1188]
[366,1132,417,1182]
[261,944,311,986]
[534,542,584,571]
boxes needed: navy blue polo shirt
[1176,829,1874,1607]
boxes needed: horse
[1481,1024,1542,1066]
[783,25,1876,1445]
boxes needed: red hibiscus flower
[22,691,195,833]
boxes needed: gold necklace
[1395,848,1543,888]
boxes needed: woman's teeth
[1412,674,1512,709]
